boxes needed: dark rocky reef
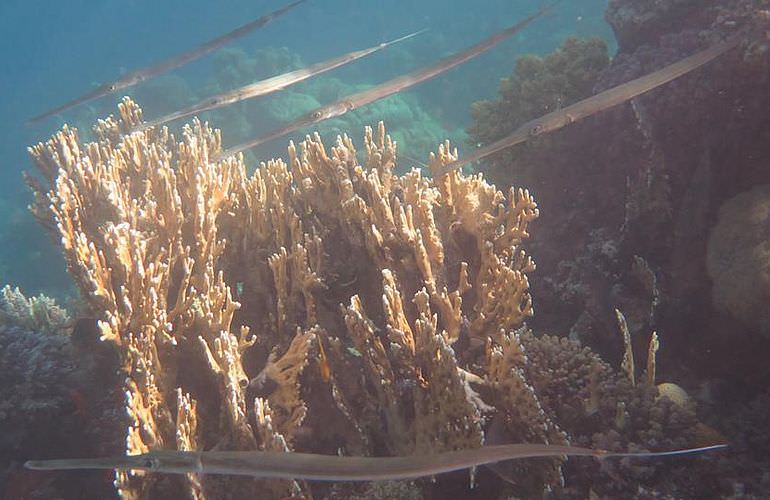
[470,0,770,496]
[0,290,123,500]
[468,36,610,182]
[605,0,717,51]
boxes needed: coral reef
[21,98,719,499]
[0,324,73,458]
[130,75,195,117]
[0,287,120,500]
[468,36,610,178]
[605,0,708,51]
[251,77,466,166]
[719,388,770,494]
[0,285,70,334]
[0,287,72,450]
[325,480,422,500]
[132,43,468,167]
[706,184,770,337]
[467,36,625,351]
[469,0,770,496]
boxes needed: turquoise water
[0,0,610,298]
[3,1,769,498]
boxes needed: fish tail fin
[598,443,728,459]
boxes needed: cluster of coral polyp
[27,98,700,498]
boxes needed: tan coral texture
[27,98,701,499]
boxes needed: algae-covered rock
[0,285,70,334]
[266,91,323,123]
[605,0,710,51]
[706,184,770,336]
[251,46,303,80]
[468,37,609,175]
[131,74,196,117]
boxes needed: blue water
[0,0,612,298]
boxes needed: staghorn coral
[25,98,711,499]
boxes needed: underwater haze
[0,0,609,298]
[1,0,769,498]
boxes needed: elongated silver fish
[25,443,726,481]
[138,29,427,131]
[221,4,554,158]
[27,0,306,124]
[432,37,738,177]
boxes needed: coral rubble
[23,98,716,499]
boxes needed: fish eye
[311,110,322,120]
[142,457,158,469]
[529,124,543,137]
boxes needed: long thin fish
[432,37,738,177]
[27,0,306,124]
[25,443,726,481]
[138,29,427,131]
[221,4,554,158]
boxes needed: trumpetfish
[27,0,306,124]
[137,28,427,131]
[25,444,726,481]
[432,37,739,177]
[220,4,554,158]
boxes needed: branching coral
[0,287,72,449]
[26,98,709,499]
[0,284,70,334]
[28,102,301,498]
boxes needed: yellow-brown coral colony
[27,98,701,498]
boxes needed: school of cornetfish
[26,0,733,481]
